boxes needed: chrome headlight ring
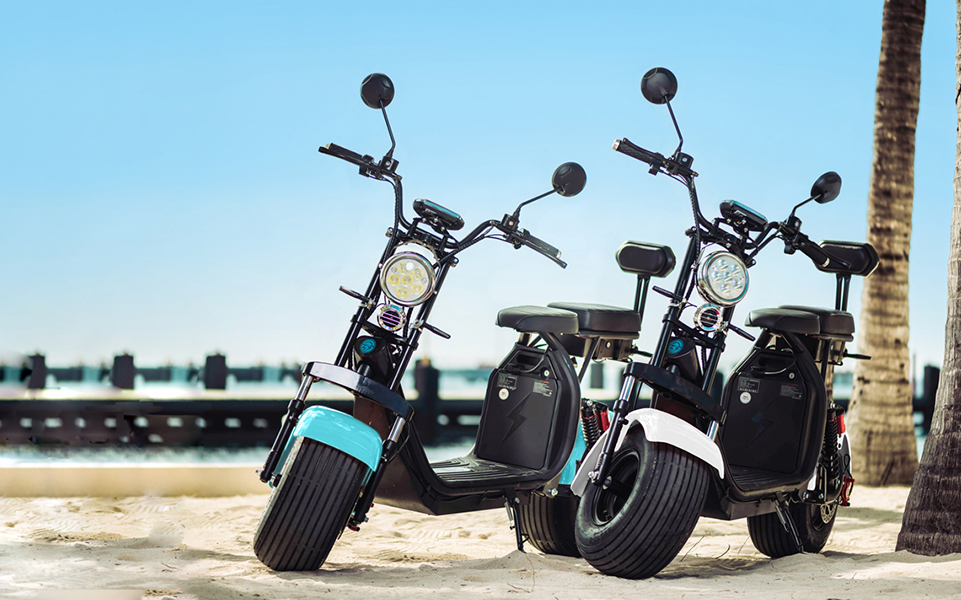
[696,251,749,306]
[380,250,436,307]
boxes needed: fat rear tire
[747,501,837,558]
[575,428,710,579]
[517,493,580,557]
[254,437,366,571]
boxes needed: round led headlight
[696,251,749,306]
[380,251,435,306]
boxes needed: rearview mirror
[811,171,841,204]
[552,162,586,197]
[641,68,678,105]
[361,73,394,109]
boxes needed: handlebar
[613,138,662,168]
[512,229,567,268]
[614,137,697,178]
[796,237,832,268]
[784,230,852,272]
[318,142,370,167]
[449,219,566,268]
[319,142,399,181]
[322,140,567,270]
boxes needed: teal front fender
[272,406,383,480]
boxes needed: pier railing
[0,355,939,447]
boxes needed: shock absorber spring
[821,406,842,492]
[581,400,601,447]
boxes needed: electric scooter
[252,73,595,571]
[567,68,878,578]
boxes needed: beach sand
[1,485,959,599]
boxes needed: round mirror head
[640,67,678,105]
[811,171,842,204]
[552,162,587,197]
[361,73,394,109]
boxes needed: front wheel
[747,500,838,558]
[254,437,367,571]
[575,428,710,579]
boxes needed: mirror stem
[381,101,396,161]
[666,100,684,156]
[787,196,817,223]
[511,189,557,221]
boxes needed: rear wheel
[517,492,579,557]
[747,500,837,558]
[575,428,710,579]
[254,437,367,571]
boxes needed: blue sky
[1,1,956,374]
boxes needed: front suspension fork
[259,373,315,483]
[588,373,636,485]
[348,415,407,530]
[588,372,720,487]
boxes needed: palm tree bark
[896,2,961,555]
[847,0,925,486]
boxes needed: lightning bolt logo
[503,394,530,442]
[748,411,775,445]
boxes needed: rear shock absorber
[581,400,601,447]
[593,402,610,433]
[821,406,843,495]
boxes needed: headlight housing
[380,251,436,306]
[696,251,749,306]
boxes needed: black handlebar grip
[798,238,832,269]
[613,137,658,165]
[523,231,560,257]
[519,230,567,268]
[318,142,367,166]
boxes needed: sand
[1,485,959,599]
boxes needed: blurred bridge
[0,353,939,448]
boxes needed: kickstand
[774,493,804,554]
[505,496,527,553]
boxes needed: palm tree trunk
[896,1,961,555]
[846,0,925,486]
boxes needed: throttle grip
[613,137,659,166]
[524,232,561,258]
[798,238,832,268]
[318,142,368,166]
[516,230,567,268]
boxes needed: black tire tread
[747,502,836,558]
[254,437,366,571]
[575,430,710,579]
[517,493,580,557]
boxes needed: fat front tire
[747,501,838,558]
[517,493,580,557]
[574,428,710,579]
[254,437,367,571]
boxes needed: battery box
[474,344,560,470]
[721,348,812,475]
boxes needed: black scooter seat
[779,305,855,337]
[496,305,578,334]
[745,308,820,335]
[547,302,641,336]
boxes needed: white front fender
[571,408,725,497]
